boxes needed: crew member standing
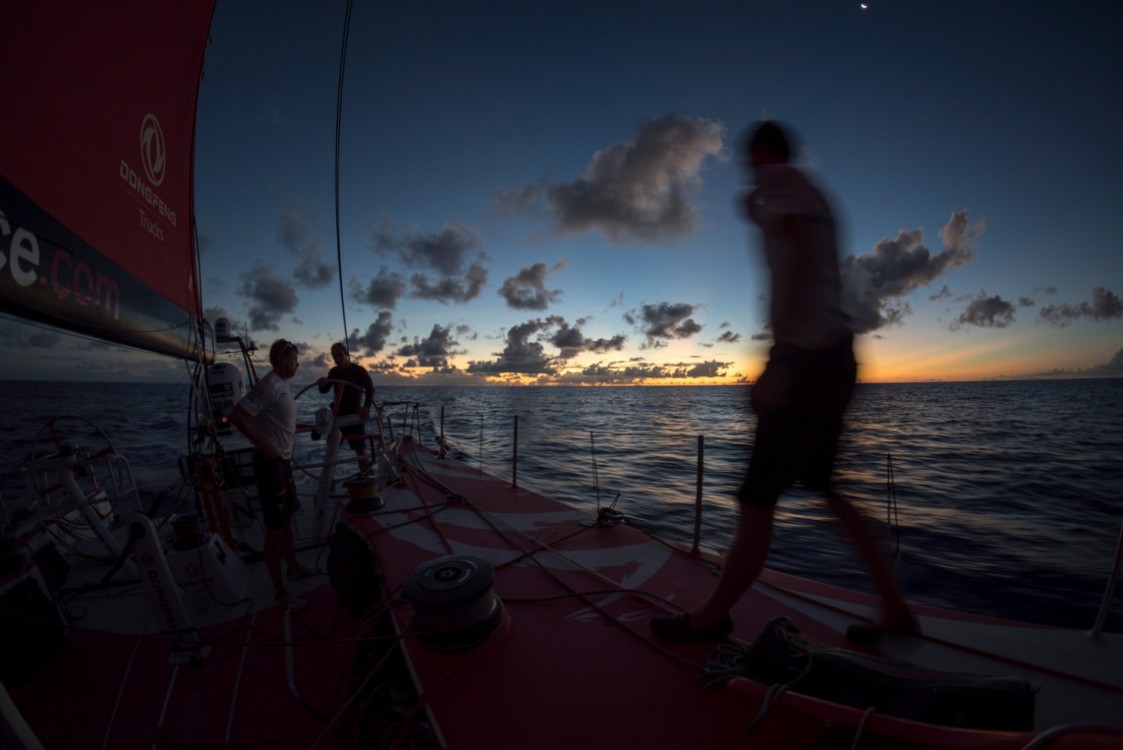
[317,342,375,474]
[230,338,308,611]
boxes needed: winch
[401,555,504,651]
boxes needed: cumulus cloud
[625,302,703,343]
[279,211,335,289]
[499,261,565,310]
[950,293,1016,331]
[466,318,560,376]
[411,264,488,304]
[397,324,462,371]
[350,267,407,309]
[350,311,395,355]
[841,210,983,333]
[549,318,627,359]
[1038,288,1122,327]
[369,221,489,304]
[239,261,299,331]
[504,114,725,244]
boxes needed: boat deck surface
[5,439,1122,749]
[341,441,1123,749]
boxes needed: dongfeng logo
[140,113,166,186]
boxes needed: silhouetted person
[651,121,916,644]
[317,342,375,474]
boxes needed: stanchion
[692,435,703,554]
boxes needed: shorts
[340,422,367,454]
[252,452,299,530]
[738,337,856,507]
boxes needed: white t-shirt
[235,370,296,459]
[748,163,851,351]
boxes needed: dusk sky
[3,0,1121,384]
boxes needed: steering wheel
[294,377,371,421]
[27,416,120,523]
[30,415,117,470]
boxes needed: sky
[3,0,1122,385]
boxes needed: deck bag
[701,616,1038,730]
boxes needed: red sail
[0,1,216,359]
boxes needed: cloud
[397,324,462,370]
[350,267,407,309]
[350,311,395,355]
[574,358,731,383]
[239,261,299,331]
[27,330,61,348]
[411,263,488,304]
[1038,288,1122,327]
[950,293,1016,331]
[369,221,489,304]
[493,182,547,220]
[929,285,952,301]
[715,330,741,344]
[203,306,249,341]
[466,318,559,376]
[509,114,725,244]
[1085,347,1123,378]
[279,211,335,289]
[841,210,983,333]
[499,261,565,310]
[549,318,627,359]
[0,321,65,349]
[626,302,703,343]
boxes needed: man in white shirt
[231,338,308,610]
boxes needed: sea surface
[2,378,1120,630]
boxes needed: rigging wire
[332,0,355,347]
[886,452,901,568]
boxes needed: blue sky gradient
[3,1,1120,384]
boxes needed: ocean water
[2,378,1120,630]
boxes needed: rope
[332,0,355,347]
[1018,724,1123,750]
[850,707,875,749]
[740,652,816,735]
[391,445,708,680]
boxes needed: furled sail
[0,1,217,360]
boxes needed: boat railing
[421,408,1123,635]
[1089,519,1123,640]
[429,410,744,556]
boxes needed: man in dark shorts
[230,338,309,611]
[651,121,915,644]
[317,342,375,474]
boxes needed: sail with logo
[0,2,216,360]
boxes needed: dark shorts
[252,452,299,529]
[738,338,856,507]
[340,421,366,454]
